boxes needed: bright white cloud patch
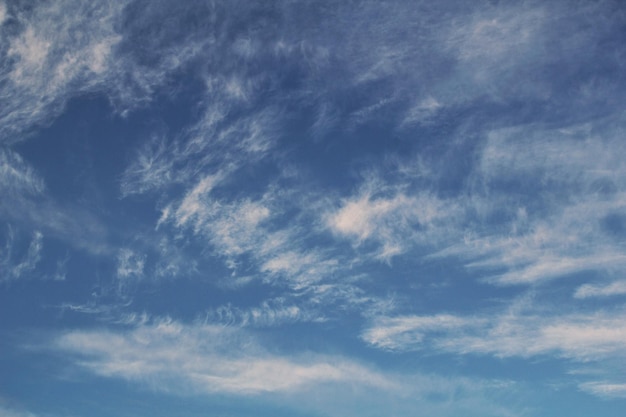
[328,185,458,260]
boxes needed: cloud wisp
[575,280,626,299]
[362,301,626,400]
[0,228,43,282]
[54,318,392,395]
[49,316,525,417]
[363,302,626,361]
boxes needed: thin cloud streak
[363,308,626,362]
[54,318,393,395]
[362,304,626,399]
[580,382,626,399]
[575,280,626,299]
[202,299,320,327]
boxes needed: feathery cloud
[575,280,626,299]
[55,318,392,395]
[1,229,43,282]
[363,307,626,362]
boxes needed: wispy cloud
[113,0,626,298]
[48,316,524,417]
[0,148,45,195]
[0,146,110,258]
[1,228,43,282]
[151,170,345,290]
[362,300,626,399]
[0,2,7,26]
[363,305,626,363]
[114,248,145,295]
[0,0,214,144]
[327,184,458,260]
[120,105,279,198]
[54,318,392,395]
[579,382,626,399]
[10,231,43,279]
[362,314,479,351]
[202,298,321,327]
[1,192,110,256]
[119,134,176,197]
[0,146,113,282]
[0,0,126,142]
[424,117,626,286]
[575,280,626,299]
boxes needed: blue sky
[1,0,626,416]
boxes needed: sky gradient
[1,1,626,416]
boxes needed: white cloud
[151,236,198,279]
[7,27,51,84]
[115,248,145,295]
[402,96,442,126]
[151,170,344,289]
[0,184,111,257]
[120,135,176,197]
[54,318,392,395]
[362,314,478,351]
[327,185,458,260]
[575,280,626,299]
[48,316,523,417]
[477,124,626,187]
[1,0,217,144]
[11,231,43,278]
[107,0,626,299]
[49,316,526,417]
[0,2,7,26]
[430,118,626,285]
[260,250,339,288]
[1,229,43,282]
[363,307,626,362]
[447,8,543,64]
[120,105,278,198]
[579,382,626,399]
[0,148,45,195]
[203,299,318,327]
[174,174,224,227]
[0,0,128,142]
[0,144,110,259]
[116,248,145,279]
